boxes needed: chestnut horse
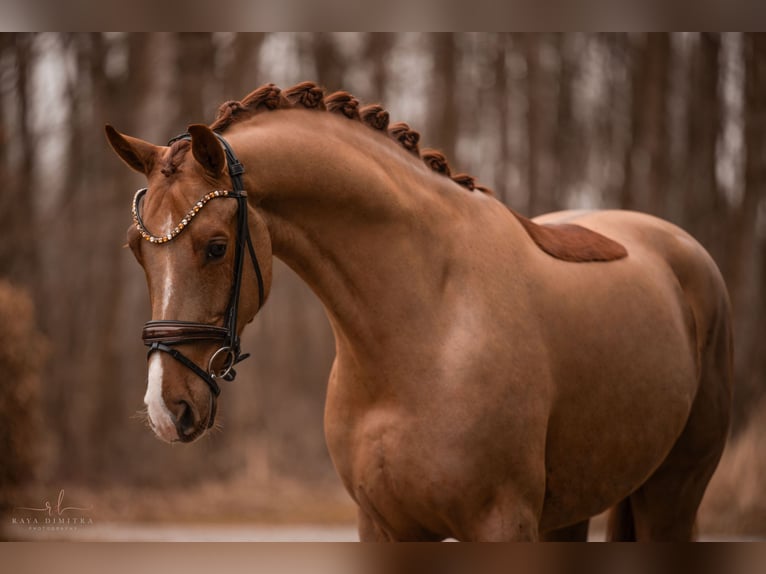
[106,82,732,541]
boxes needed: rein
[134,132,265,430]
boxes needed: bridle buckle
[208,346,237,380]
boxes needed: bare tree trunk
[622,33,671,214]
[223,33,265,100]
[429,33,458,166]
[311,33,345,93]
[645,34,671,217]
[554,34,576,208]
[730,34,765,295]
[729,33,766,430]
[365,33,393,102]
[492,34,511,204]
[175,33,216,125]
[90,33,151,477]
[0,33,46,504]
[598,33,632,206]
[40,33,86,478]
[524,34,561,216]
[34,34,155,480]
[684,34,722,249]
[524,34,541,215]
[0,35,12,278]
[0,35,9,184]
[0,34,37,286]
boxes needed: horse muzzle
[142,320,249,431]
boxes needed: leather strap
[149,342,222,397]
[143,320,229,345]
[148,342,220,430]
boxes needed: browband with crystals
[132,188,233,244]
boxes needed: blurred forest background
[0,33,764,536]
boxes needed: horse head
[106,124,271,443]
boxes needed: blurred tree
[683,34,722,250]
[492,33,511,204]
[365,33,393,101]
[523,34,559,216]
[553,34,576,207]
[309,33,345,93]
[622,33,671,214]
[0,35,10,277]
[222,33,265,100]
[429,33,458,167]
[596,33,632,206]
[730,33,766,431]
[524,34,541,214]
[175,33,216,126]
[0,34,36,286]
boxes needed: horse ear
[104,124,160,175]
[187,124,225,177]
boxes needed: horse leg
[608,432,723,542]
[623,306,731,541]
[469,506,539,541]
[627,455,718,542]
[542,519,590,541]
[464,487,543,541]
[356,507,392,542]
[606,497,636,541]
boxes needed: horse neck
[226,111,469,358]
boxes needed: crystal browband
[131,188,232,244]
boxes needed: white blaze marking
[144,212,178,442]
[145,353,178,442]
[160,213,175,315]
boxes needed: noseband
[133,132,265,429]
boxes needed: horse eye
[207,243,227,260]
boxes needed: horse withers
[106,82,732,541]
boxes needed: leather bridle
[133,132,265,429]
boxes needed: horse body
[320,203,728,541]
[107,84,731,541]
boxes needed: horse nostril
[174,400,197,437]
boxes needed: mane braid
[210,101,246,132]
[210,84,289,131]
[475,184,495,197]
[284,81,326,110]
[451,173,476,190]
[326,91,360,120]
[241,83,290,112]
[203,81,495,197]
[421,149,451,177]
[388,122,420,156]
[360,104,389,130]
[197,82,628,263]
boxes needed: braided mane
[162,81,626,263]
[163,81,492,196]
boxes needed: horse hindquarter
[535,211,731,538]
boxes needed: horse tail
[606,497,636,541]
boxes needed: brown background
[0,33,763,536]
